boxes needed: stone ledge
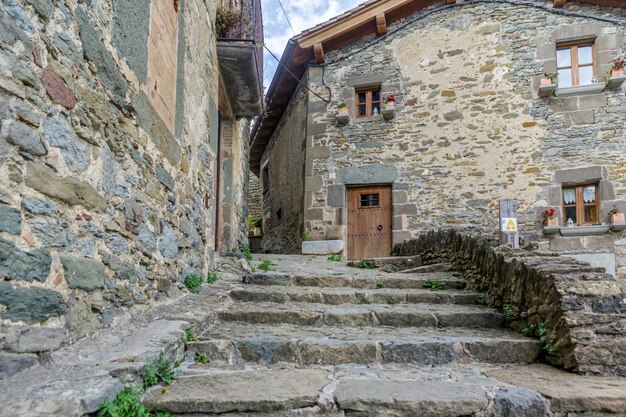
[393,229,626,376]
[557,83,605,97]
[538,84,556,97]
[302,240,344,255]
[610,222,626,232]
[559,225,610,236]
[606,75,626,90]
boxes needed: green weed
[184,273,203,294]
[383,266,394,273]
[328,254,342,262]
[195,353,209,364]
[97,385,171,417]
[423,280,445,291]
[522,323,556,356]
[359,297,371,304]
[386,298,399,305]
[207,272,218,284]
[502,304,520,321]
[259,259,275,272]
[142,356,181,388]
[241,244,252,261]
[375,282,388,289]
[173,357,185,367]
[183,328,197,344]
[356,261,373,269]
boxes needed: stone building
[251,0,626,274]
[0,0,262,341]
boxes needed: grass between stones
[259,259,275,272]
[184,273,203,293]
[142,356,181,388]
[422,279,445,291]
[97,385,172,417]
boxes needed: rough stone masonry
[0,0,251,371]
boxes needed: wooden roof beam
[313,43,325,64]
[446,0,457,3]
[553,0,566,6]
[376,13,387,35]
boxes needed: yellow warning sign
[501,218,517,232]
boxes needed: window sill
[353,115,383,123]
[557,83,605,97]
[606,75,626,90]
[554,224,610,236]
[611,222,626,232]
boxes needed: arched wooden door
[347,185,392,260]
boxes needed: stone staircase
[144,257,556,416]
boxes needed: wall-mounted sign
[501,217,517,232]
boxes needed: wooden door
[347,185,392,260]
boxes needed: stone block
[536,42,555,59]
[554,166,607,185]
[443,110,463,121]
[393,190,408,204]
[562,253,615,276]
[393,231,411,244]
[327,185,346,207]
[577,94,607,110]
[155,165,174,191]
[60,254,107,291]
[549,237,584,252]
[393,215,406,231]
[3,121,47,157]
[304,176,323,192]
[563,110,594,126]
[0,281,66,322]
[583,236,615,250]
[595,33,623,51]
[307,123,327,136]
[0,237,51,282]
[301,240,344,255]
[305,208,324,221]
[0,204,21,235]
[25,162,106,211]
[6,327,67,353]
[550,23,601,43]
[337,165,398,185]
[342,88,355,100]
[395,203,417,216]
[41,67,76,109]
[21,199,55,216]
[307,100,327,114]
[307,146,329,160]
[598,180,616,202]
[0,352,38,379]
[346,74,386,87]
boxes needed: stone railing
[393,229,626,376]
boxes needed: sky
[261,0,357,90]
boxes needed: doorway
[347,185,392,260]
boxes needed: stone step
[230,285,482,305]
[143,365,566,416]
[217,302,503,328]
[243,271,463,289]
[187,324,541,366]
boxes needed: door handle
[377,225,383,231]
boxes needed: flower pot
[540,77,553,86]
[337,107,349,116]
[611,213,625,223]
[611,68,625,77]
[545,217,559,227]
[247,230,254,237]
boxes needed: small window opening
[556,42,596,87]
[355,87,381,118]
[276,208,282,221]
[360,193,380,207]
[563,183,599,226]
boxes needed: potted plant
[608,58,626,77]
[337,103,348,115]
[542,208,559,226]
[540,72,558,86]
[381,94,396,120]
[608,205,625,224]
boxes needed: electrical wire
[263,44,330,102]
[277,0,296,35]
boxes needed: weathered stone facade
[0,0,255,352]
[258,0,626,272]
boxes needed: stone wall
[248,174,263,220]
[0,0,249,348]
[394,229,626,377]
[260,83,308,253]
[294,1,626,268]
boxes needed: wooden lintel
[313,42,325,64]
[376,13,387,35]
[553,0,566,6]
[446,0,457,4]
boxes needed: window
[562,184,599,226]
[356,87,381,118]
[557,42,595,87]
[360,193,380,207]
